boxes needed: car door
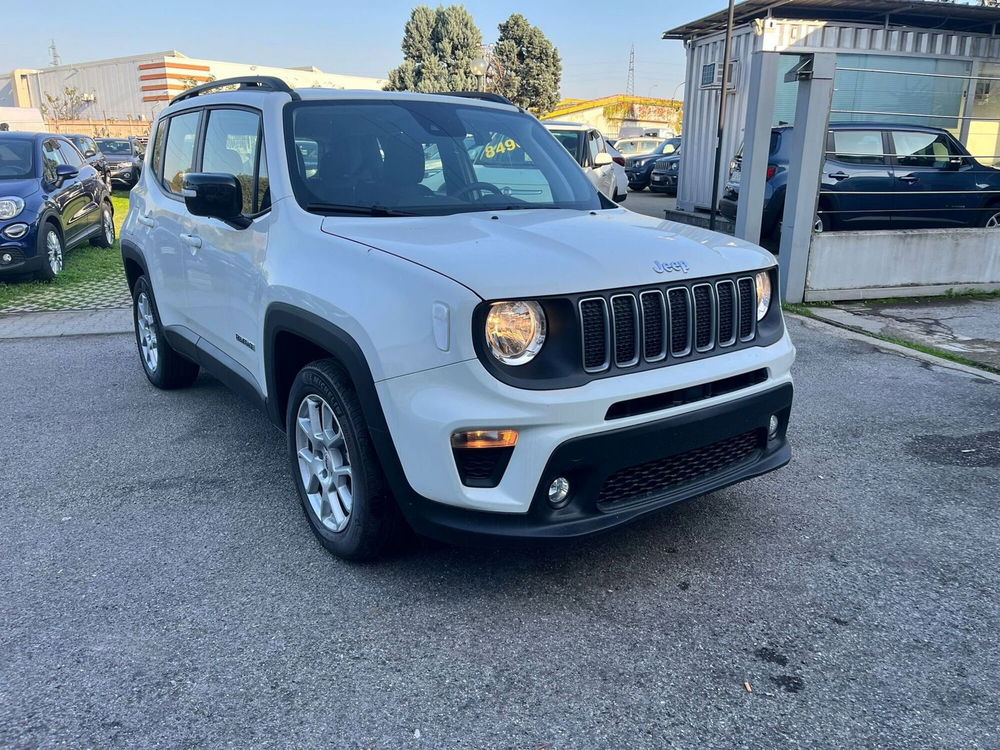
[146,109,203,331]
[189,106,269,377]
[41,139,88,245]
[57,139,102,232]
[821,129,896,230]
[888,129,980,229]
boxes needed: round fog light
[547,477,571,508]
[1,252,12,264]
[768,415,780,440]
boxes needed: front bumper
[399,383,792,543]
[0,222,41,276]
[376,332,795,540]
[649,172,678,192]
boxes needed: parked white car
[543,121,627,202]
[121,79,794,560]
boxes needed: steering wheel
[452,181,503,200]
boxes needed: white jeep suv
[121,77,795,560]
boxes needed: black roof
[664,0,1000,39]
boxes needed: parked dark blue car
[625,137,681,191]
[0,132,115,280]
[719,123,1000,234]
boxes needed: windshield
[0,139,34,179]
[285,100,602,216]
[97,139,133,156]
[656,138,682,156]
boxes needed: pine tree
[491,14,562,115]
[386,5,483,93]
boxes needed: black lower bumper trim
[397,383,793,544]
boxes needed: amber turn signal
[450,429,519,449]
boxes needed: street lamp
[471,57,489,91]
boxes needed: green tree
[491,14,562,115]
[39,86,91,120]
[386,5,483,92]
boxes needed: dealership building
[1,50,386,121]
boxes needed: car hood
[320,208,773,299]
[0,179,40,200]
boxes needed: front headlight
[755,271,772,321]
[0,197,25,220]
[485,300,546,366]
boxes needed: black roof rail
[170,76,301,105]
[441,91,515,107]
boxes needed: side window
[161,110,201,195]
[829,130,886,165]
[202,108,267,215]
[586,132,600,165]
[57,140,84,168]
[150,120,166,182]
[41,139,64,183]
[893,131,956,169]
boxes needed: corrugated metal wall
[676,18,1000,212]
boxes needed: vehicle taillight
[613,156,626,167]
[766,164,778,180]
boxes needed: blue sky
[0,0,725,101]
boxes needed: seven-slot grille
[579,275,758,374]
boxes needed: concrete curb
[0,308,132,340]
[787,312,1000,384]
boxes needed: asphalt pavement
[1,317,998,749]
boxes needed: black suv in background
[96,137,144,189]
[64,134,111,189]
[720,123,1000,234]
[625,137,681,191]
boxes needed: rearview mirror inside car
[182,173,249,228]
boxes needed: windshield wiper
[305,202,415,217]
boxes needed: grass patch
[0,193,130,311]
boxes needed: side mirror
[594,152,613,168]
[182,173,248,227]
[946,156,964,171]
[54,164,79,184]
[84,150,96,158]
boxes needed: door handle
[828,171,849,180]
[898,175,919,183]
[180,233,202,251]
[137,213,155,227]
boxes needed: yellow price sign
[484,138,520,159]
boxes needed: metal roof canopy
[663,0,1000,40]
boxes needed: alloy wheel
[136,292,159,372]
[295,394,353,533]
[103,210,115,244]
[46,230,63,275]
[987,211,1000,229]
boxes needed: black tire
[132,275,199,389]
[34,222,64,281]
[286,359,406,561]
[91,202,115,248]
[628,184,644,192]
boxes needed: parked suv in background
[544,121,627,202]
[96,136,144,188]
[0,132,114,279]
[122,78,794,560]
[65,134,111,189]
[649,150,682,194]
[720,123,1000,234]
[626,137,681,191]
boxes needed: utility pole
[48,40,62,67]
[708,0,736,231]
[626,45,635,96]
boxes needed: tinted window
[202,108,263,214]
[830,130,885,165]
[97,139,134,156]
[287,101,600,215]
[893,131,955,169]
[0,139,34,179]
[161,112,201,195]
[150,121,166,182]
[57,140,84,168]
[41,139,65,183]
